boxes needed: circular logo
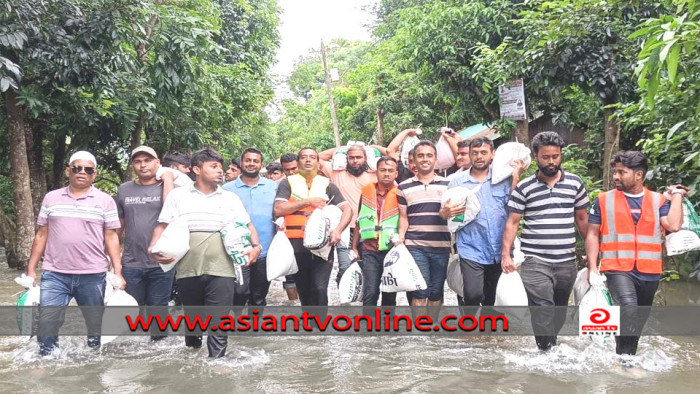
[590,308,610,324]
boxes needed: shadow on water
[1,264,699,393]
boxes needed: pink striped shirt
[37,186,121,274]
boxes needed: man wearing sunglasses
[116,146,175,341]
[26,151,124,356]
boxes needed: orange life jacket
[357,183,399,251]
[283,174,330,239]
[599,188,666,274]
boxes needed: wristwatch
[251,244,262,250]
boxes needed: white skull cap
[68,151,97,167]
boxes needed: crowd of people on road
[24,127,689,360]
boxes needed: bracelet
[672,189,684,195]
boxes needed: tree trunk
[4,89,36,269]
[0,199,21,269]
[50,131,67,190]
[126,114,145,181]
[514,119,530,147]
[602,106,620,190]
[26,123,47,217]
[376,107,385,146]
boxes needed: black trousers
[605,272,659,355]
[177,275,236,358]
[294,251,333,307]
[233,257,272,308]
[460,258,501,306]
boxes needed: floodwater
[1,265,699,393]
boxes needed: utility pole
[321,40,341,147]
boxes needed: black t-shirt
[275,176,347,253]
[396,162,414,184]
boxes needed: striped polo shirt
[37,186,121,274]
[507,170,589,263]
[397,175,451,252]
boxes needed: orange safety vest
[599,188,666,274]
[357,183,399,250]
[283,174,330,239]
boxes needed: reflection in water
[1,265,699,393]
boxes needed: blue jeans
[360,250,396,307]
[38,271,106,355]
[123,266,175,306]
[408,247,449,301]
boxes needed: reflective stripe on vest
[283,174,330,239]
[599,188,665,274]
[357,183,399,251]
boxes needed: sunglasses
[71,165,95,175]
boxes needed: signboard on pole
[499,79,527,121]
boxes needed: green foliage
[623,0,700,201]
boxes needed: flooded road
[1,265,699,393]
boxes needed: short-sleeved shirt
[117,181,163,268]
[275,175,347,253]
[320,161,376,229]
[223,177,278,258]
[397,175,451,253]
[449,167,511,265]
[507,170,589,263]
[157,184,251,279]
[158,184,250,231]
[37,186,121,274]
[589,191,670,281]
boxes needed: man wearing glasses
[26,151,124,356]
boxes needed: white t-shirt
[158,184,250,231]
[156,166,194,188]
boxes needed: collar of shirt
[233,176,268,189]
[462,166,493,184]
[187,183,224,196]
[410,174,443,184]
[534,168,567,186]
[61,186,97,200]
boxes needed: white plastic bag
[446,255,462,296]
[324,204,350,248]
[579,272,613,345]
[304,208,330,250]
[156,166,193,188]
[435,135,456,170]
[665,229,700,256]
[152,219,190,272]
[441,186,482,233]
[492,142,532,184]
[400,135,421,167]
[102,273,139,345]
[339,262,363,303]
[494,255,527,307]
[15,276,40,337]
[380,244,428,292]
[573,268,591,306]
[267,231,298,281]
[332,148,348,170]
[221,222,252,285]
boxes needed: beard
[241,169,260,178]
[347,163,369,177]
[538,164,560,177]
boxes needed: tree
[475,0,665,187]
